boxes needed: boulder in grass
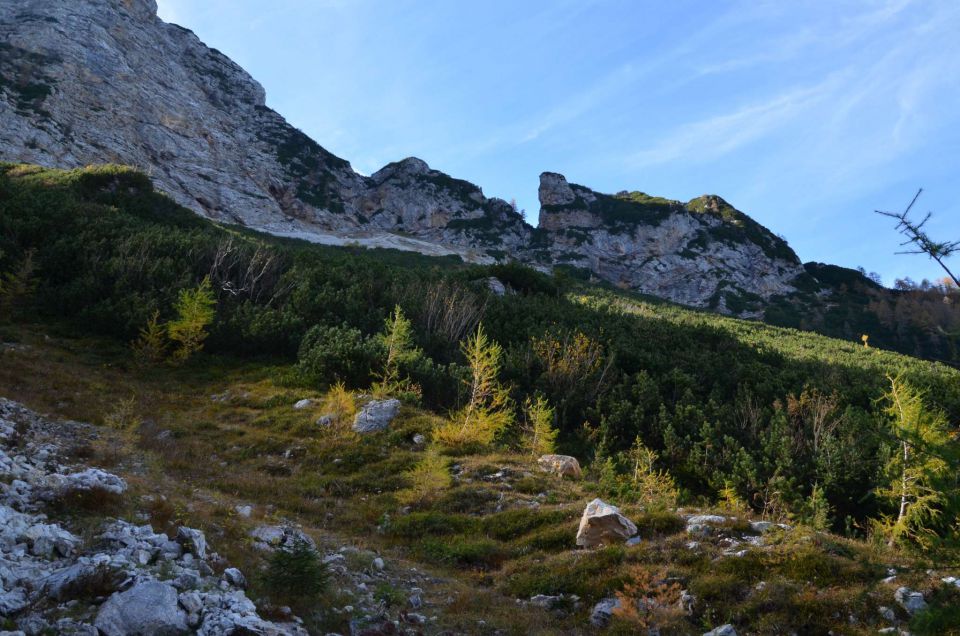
[537,454,582,479]
[590,597,621,627]
[576,498,637,548]
[352,399,400,433]
[894,586,928,615]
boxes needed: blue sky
[156,0,960,285]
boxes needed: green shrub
[502,546,627,601]
[421,535,506,568]
[297,323,379,388]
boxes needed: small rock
[316,415,334,427]
[894,586,927,615]
[626,536,641,546]
[352,399,401,433]
[176,526,207,560]
[530,594,562,609]
[223,567,246,589]
[703,625,738,636]
[293,399,313,410]
[250,524,316,552]
[372,557,384,571]
[235,504,252,518]
[879,606,896,622]
[686,515,728,536]
[412,433,426,445]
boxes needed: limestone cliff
[0,0,809,315]
[535,173,804,313]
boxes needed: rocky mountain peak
[538,172,577,207]
[371,157,431,180]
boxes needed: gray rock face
[0,0,529,262]
[537,173,804,314]
[0,0,811,318]
[352,399,401,433]
[94,581,190,636]
[575,498,637,548]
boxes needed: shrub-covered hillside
[1,163,959,633]
[1,162,958,535]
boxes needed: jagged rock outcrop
[0,0,811,314]
[537,173,805,313]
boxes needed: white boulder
[576,499,637,548]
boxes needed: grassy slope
[1,325,958,635]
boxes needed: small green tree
[598,437,679,510]
[522,394,558,456]
[0,249,36,321]
[398,450,451,505]
[166,277,216,364]
[372,305,421,400]
[876,374,955,549]
[800,483,832,531]
[263,538,328,608]
[131,310,167,365]
[433,324,513,448]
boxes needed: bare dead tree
[419,280,486,344]
[208,239,288,305]
[876,189,960,287]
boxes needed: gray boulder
[94,581,190,635]
[0,588,29,616]
[352,399,401,433]
[576,499,637,548]
[223,567,246,589]
[686,514,729,536]
[537,454,582,479]
[894,586,928,615]
[590,597,621,628]
[43,561,124,601]
[54,468,128,495]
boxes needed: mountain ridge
[1,0,815,315]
